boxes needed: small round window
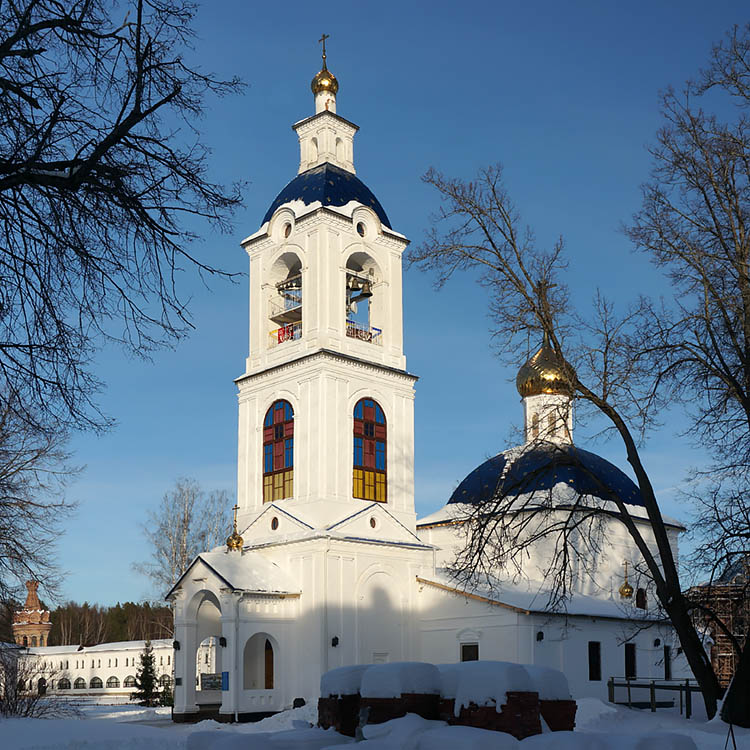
[271,517,279,531]
[283,223,292,239]
[369,517,377,529]
[356,222,366,237]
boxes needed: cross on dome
[311,33,339,111]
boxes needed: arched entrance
[37,677,47,695]
[243,633,275,690]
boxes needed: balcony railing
[269,321,302,348]
[346,320,382,345]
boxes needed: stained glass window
[263,400,294,502]
[353,398,386,502]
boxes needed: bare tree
[408,162,721,716]
[409,24,750,721]
[0,645,79,717]
[0,397,76,602]
[133,478,231,595]
[0,0,243,434]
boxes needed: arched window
[635,588,647,610]
[106,676,120,688]
[353,398,387,502]
[73,678,86,690]
[263,400,294,502]
[22,636,27,647]
[159,674,172,687]
[31,636,37,647]
[58,678,71,690]
[124,675,136,688]
[39,636,44,646]
[90,677,103,689]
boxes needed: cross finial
[319,33,330,68]
[623,560,629,579]
[232,503,239,531]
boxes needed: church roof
[447,442,646,509]
[418,570,665,622]
[262,162,391,228]
[165,549,300,599]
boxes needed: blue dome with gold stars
[448,442,646,509]
[262,162,391,229]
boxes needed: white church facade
[168,52,691,722]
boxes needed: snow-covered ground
[1,699,748,749]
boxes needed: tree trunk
[665,595,721,718]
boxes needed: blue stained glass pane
[285,402,294,421]
[354,437,363,466]
[275,401,284,412]
[264,444,273,473]
[364,399,374,408]
[376,441,386,470]
[264,409,273,427]
[354,401,363,419]
[285,438,293,468]
[375,405,385,424]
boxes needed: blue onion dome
[516,335,575,397]
[448,442,645,509]
[262,162,391,228]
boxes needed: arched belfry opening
[243,633,275,690]
[268,252,303,348]
[345,251,381,345]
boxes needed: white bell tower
[235,49,417,538]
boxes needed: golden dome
[311,63,339,96]
[516,333,574,398]
[619,560,634,599]
[226,503,243,551]
[226,529,243,551]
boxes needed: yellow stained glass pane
[375,473,386,502]
[284,469,293,499]
[353,469,364,499]
[263,476,273,503]
[364,470,375,500]
[273,472,284,501]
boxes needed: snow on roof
[168,548,300,598]
[417,497,683,531]
[453,661,533,715]
[360,662,441,699]
[420,569,664,622]
[523,665,571,701]
[25,639,172,655]
[320,664,370,697]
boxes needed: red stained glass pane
[285,422,294,437]
[374,425,386,439]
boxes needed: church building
[167,50,690,722]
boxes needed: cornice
[236,348,418,389]
[292,111,359,133]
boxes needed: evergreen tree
[131,640,160,707]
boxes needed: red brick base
[539,699,577,732]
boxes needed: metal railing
[346,320,382,345]
[607,677,702,718]
[269,321,302,348]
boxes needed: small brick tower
[12,580,52,647]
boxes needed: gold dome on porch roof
[516,333,575,398]
[226,504,243,552]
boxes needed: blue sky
[56,1,748,605]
